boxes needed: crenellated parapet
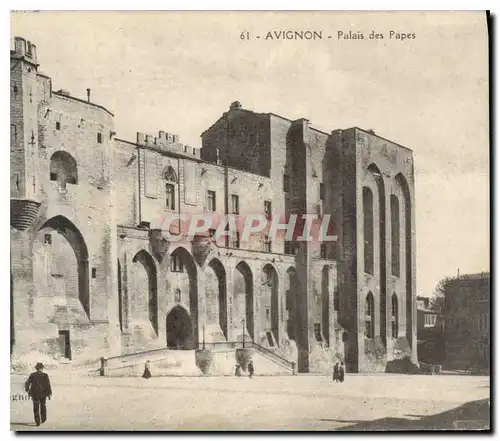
[136,131,200,159]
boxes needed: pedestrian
[248,361,254,379]
[24,362,52,427]
[142,360,152,379]
[235,364,242,377]
[339,361,345,383]
[333,362,339,382]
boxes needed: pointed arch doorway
[166,306,193,350]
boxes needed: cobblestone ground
[10,373,490,431]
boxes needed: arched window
[164,166,177,210]
[391,294,399,339]
[365,292,375,339]
[50,151,78,189]
[391,195,400,276]
[363,187,374,275]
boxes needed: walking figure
[235,364,242,377]
[333,362,339,382]
[339,362,345,383]
[25,362,52,427]
[142,360,152,379]
[248,361,254,379]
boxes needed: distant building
[416,296,444,363]
[443,272,490,371]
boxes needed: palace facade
[10,37,417,373]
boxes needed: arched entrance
[285,267,298,341]
[262,264,279,345]
[132,250,158,335]
[234,261,254,341]
[206,258,228,340]
[166,306,192,349]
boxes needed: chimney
[230,101,242,110]
[86,88,91,103]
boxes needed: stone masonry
[10,37,417,373]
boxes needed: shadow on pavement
[325,398,490,431]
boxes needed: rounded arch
[10,265,14,355]
[235,261,254,341]
[321,265,330,346]
[166,305,192,349]
[117,258,123,332]
[262,263,279,345]
[285,266,298,341]
[34,215,90,317]
[163,165,178,183]
[132,250,158,335]
[390,194,400,277]
[394,173,413,347]
[365,292,375,339]
[365,163,387,344]
[362,186,374,275]
[391,293,399,339]
[169,246,198,276]
[206,258,228,340]
[50,151,78,187]
[168,246,198,347]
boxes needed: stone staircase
[95,341,295,377]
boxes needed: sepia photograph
[9,10,490,431]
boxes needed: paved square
[11,373,490,431]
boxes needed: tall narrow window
[263,235,272,253]
[97,132,103,144]
[231,194,240,214]
[170,253,183,273]
[163,166,178,211]
[264,200,272,219]
[165,183,175,210]
[391,293,398,339]
[365,292,375,339]
[320,182,325,200]
[50,151,78,189]
[320,243,327,258]
[207,190,216,212]
[231,232,240,249]
[333,289,340,311]
[363,187,374,275]
[284,241,296,255]
[283,174,290,192]
[391,195,400,276]
[314,323,323,342]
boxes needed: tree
[429,277,454,313]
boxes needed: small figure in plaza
[235,364,242,377]
[339,361,345,383]
[25,362,52,427]
[248,361,255,379]
[333,362,340,382]
[142,361,152,379]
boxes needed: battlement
[11,36,38,65]
[136,131,200,158]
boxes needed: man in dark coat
[25,362,52,426]
[339,362,345,383]
[333,362,339,382]
[248,361,254,379]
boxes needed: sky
[10,11,490,297]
